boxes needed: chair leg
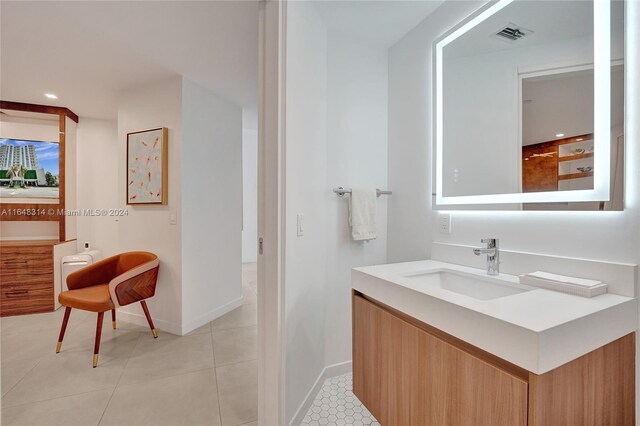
[56,307,72,353]
[140,300,158,338]
[111,309,116,329]
[93,312,104,368]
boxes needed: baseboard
[116,296,245,336]
[181,296,244,335]
[116,310,182,336]
[324,360,352,377]
[289,360,353,426]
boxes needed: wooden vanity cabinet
[0,241,56,316]
[352,291,635,426]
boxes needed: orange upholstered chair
[56,251,160,367]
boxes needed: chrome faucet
[473,238,499,275]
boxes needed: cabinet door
[353,292,416,425]
[353,294,528,426]
[528,333,635,426]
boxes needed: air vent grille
[497,26,526,41]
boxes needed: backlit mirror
[435,0,624,210]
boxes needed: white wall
[181,77,243,333]
[284,6,390,422]
[0,114,59,142]
[386,3,476,263]
[76,77,243,336]
[388,0,640,265]
[117,77,183,334]
[76,118,119,256]
[285,2,328,422]
[443,36,593,197]
[0,222,58,240]
[324,33,388,367]
[242,111,258,263]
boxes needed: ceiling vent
[493,23,533,43]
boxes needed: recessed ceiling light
[45,93,58,99]
[555,133,565,138]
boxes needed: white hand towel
[349,188,377,241]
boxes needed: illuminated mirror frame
[435,0,611,206]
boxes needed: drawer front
[1,282,54,316]
[0,271,53,287]
[0,245,54,289]
[0,246,53,272]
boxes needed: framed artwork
[127,127,168,205]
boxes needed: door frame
[257,1,286,424]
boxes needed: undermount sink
[405,269,531,301]
[353,259,637,374]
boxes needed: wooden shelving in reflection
[558,152,594,162]
[558,171,594,181]
[523,133,594,192]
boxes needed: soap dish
[519,273,608,298]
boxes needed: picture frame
[126,127,168,205]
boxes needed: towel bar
[333,187,392,197]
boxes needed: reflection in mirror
[521,63,624,210]
[436,0,624,210]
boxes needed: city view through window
[0,139,59,199]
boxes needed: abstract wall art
[127,127,168,205]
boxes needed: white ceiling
[445,1,594,59]
[1,0,443,120]
[522,66,624,146]
[0,1,259,120]
[313,0,444,48]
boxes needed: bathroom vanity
[352,261,636,426]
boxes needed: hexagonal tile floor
[300,373,380,426]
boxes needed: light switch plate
[170,210,177,225]
[439,213,451,234]
[297,213,305,236]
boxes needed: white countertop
[352,260,637,374]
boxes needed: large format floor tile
[211,304,257,331]
[216,360,258,426]
[187,322,212,336]
[1,349,126,408]
[242,284,257,305]
[1,389,113,426]
[0,308,91,336]
[1,263,259,425]
[129,328,209,357]
[61,322,142,359]
[119,333,215,385]
[212,326,257,366]
[242,263,257,287]
[1,357,41,397]
[1,328,60,364]
[99,368,221,426]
